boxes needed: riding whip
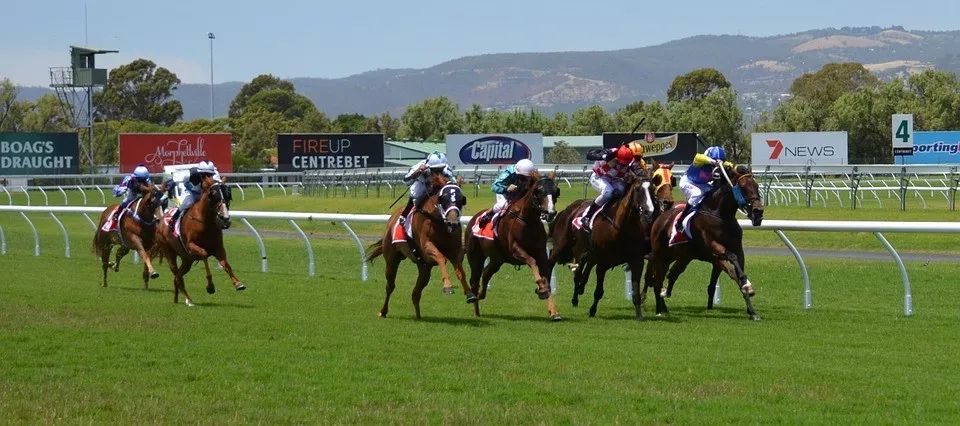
[388,188,409,209]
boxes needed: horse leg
[177,260,196,307]
[588,266,608,317]
[203,258,216,294]
[664,257,692,298]
[452,261,475,304]
[127,234,160,281]
[113,246,129,272]
[572,261,594,308]
[420,241,457,297]
[711,247,760,321]
[212,246,245,291]
[379,250,401,318]
[411,264,433,319]
[648,257,671,318]
[99,238,112,287]
[706,264,722,309]
[141,264,150,290]
[166,253,181,304]
[629,258,645,320]
[478,260,502,301]
[510,245,550,299]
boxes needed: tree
[790,63,879,106]
[298,110,333,133]
[667,68,731,102]
[244,88,316,120]
[331,113,369,133]
[0,78,18,130]
[169,117,231,133]
[21,94,72,132]
[367,112,400,139]
[94,59,183,126]
[398,96,463,141]
[229,74,295,118]
[463,104,486,133]
[546,140,582,164]
[231,109,298,170]
[688,88,745,162]
[907,70,960,130]
[543,112,569,136]
[570,105,613,135]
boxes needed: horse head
[733,165,764,226]
[436,182,466,233]
[529,172,559,223]
[146,185,164,223]
[207,182,232,229]
[651,162,676,213]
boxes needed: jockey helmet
[426,152,447,169]
[705,146,726,161]
[197,161,216,174]
[515,159,536,176]
[133,165,150,179]
[616,145,634,163]
[627,141,645,157]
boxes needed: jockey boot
[398,198,414,224]
[477,209,495,227]
[581,202,599,233]
[675,203,693,235]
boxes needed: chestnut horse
[366,175,472,319]
[465,173,561,320]
[547,168,672,319]
[93,183,164,288]
[643,165,765,320]
[152,178,245,306]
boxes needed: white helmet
[197,161,215,173]
[515,159,536,176]
[426,153,447,169]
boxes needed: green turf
[1,224,959,423]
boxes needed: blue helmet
[133,165,150,179]
[704,146,726,161]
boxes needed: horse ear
[456,175,464,186]
[548,171,556,180]
[735,164,749,174]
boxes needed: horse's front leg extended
[710,244,760,321]
[510,245,550,298]
[127,233,159,281]
[203,258,215,294]
[113,246,130,272]
[420,241,456,296]
[213,246,246,291]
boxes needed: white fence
[2,205,959,317]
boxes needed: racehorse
[93,183,164,288]
[643,164,765,320]
[465,172,562,320]
[547,167,672,319]
[151,177,245,306]
[366,175,471,319]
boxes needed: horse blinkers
[209,184,232,229]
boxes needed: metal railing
[2,205,958,316]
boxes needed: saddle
[101,206,128,233]
[471,209,507,240]
[571,202,607,231]
[162,208,185,239]
[668,204,695,246]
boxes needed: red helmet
[616,146,634,163]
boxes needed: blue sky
[3,0,958,87]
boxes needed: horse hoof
[150,272,160,279]
[588,309,597,317]
[750,315,762,321]
[185,300,194,307]
[550,314,563,321]
[465,293,478,304]
[235,283,247,291]
[535,289,549,300]
[571,299,579,307]
[206,287,216,295]
[442,287,454,295]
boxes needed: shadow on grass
[110,286,169,293]
[481,313,578,323]
[398,316,492,327]
[191,301,256,309]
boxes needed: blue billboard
[902,131,960,164]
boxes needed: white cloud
[0,49,208,87]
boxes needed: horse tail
[365,240,384,262]
[92,229,101,257]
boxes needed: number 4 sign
[892,114,914,156]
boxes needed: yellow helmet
[628,141,645,156]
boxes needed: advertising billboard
[0,132,80,175]
[901,131,960,164]
[276,133,384,171]
[445,134,544,166]
[602,132,704,163]
[751,132,848,165]
[119,133,233,173]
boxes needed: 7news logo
[767,139,834,160]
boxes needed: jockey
[579,145,643,233]
[110,164,151,223]
[476,158,537,227]
[399,152,454,224]
[674,146,733,239]
[171,161,219,223]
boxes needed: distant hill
[17,26,960,120]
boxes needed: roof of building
[543,136,603,148]
[384,141,446,155]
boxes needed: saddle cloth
[392,211,415,244]
[100,207,127,233]
[162,208,184,239]
[571,202,606,231]
[470,209,507,240]
[668,204,695,246]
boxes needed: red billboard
[119,133,233,173]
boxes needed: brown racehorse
[465,173,562,320]
[93,183,164,288]
[152,178,245,306]
[547,169,671,319]
[366,175,472,319]
[643,164,765,320]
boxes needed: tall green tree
[94,59,183,126]
[244,88,316,120]
[543,112,569,136]
[21,94,72,132]
[545,140,582,164]
[331,113,369,133]
[0,78,18,130]
[398,96,463,141]
[570,105,613,135]
[790,63,879,106]
[667,68,731,102]
[367,112,400,139]
[907,70,960,130]
[229,74,295,118]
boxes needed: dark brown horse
[548,167,673,319]
[465,173,562,320]
[367,175,471,319]
[643,165,765,320]
[152,177,245,306]
[93,183,164,288]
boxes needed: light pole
[208,32,215,119]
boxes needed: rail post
[19,212,39,256]
[775,230,812,309]
[0,224,6,254]
[58,186,68,205]
[240,218,268,273]
[340,221,368,282]
[49,212,70,258]
[76,185,88,205]
[949,166,959,211]
[874,232,912,316]
[849,167,861,210]
[20,186,30,206]
[38,187,49,205]
[899,166,909,211]
[289,219,316,277]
